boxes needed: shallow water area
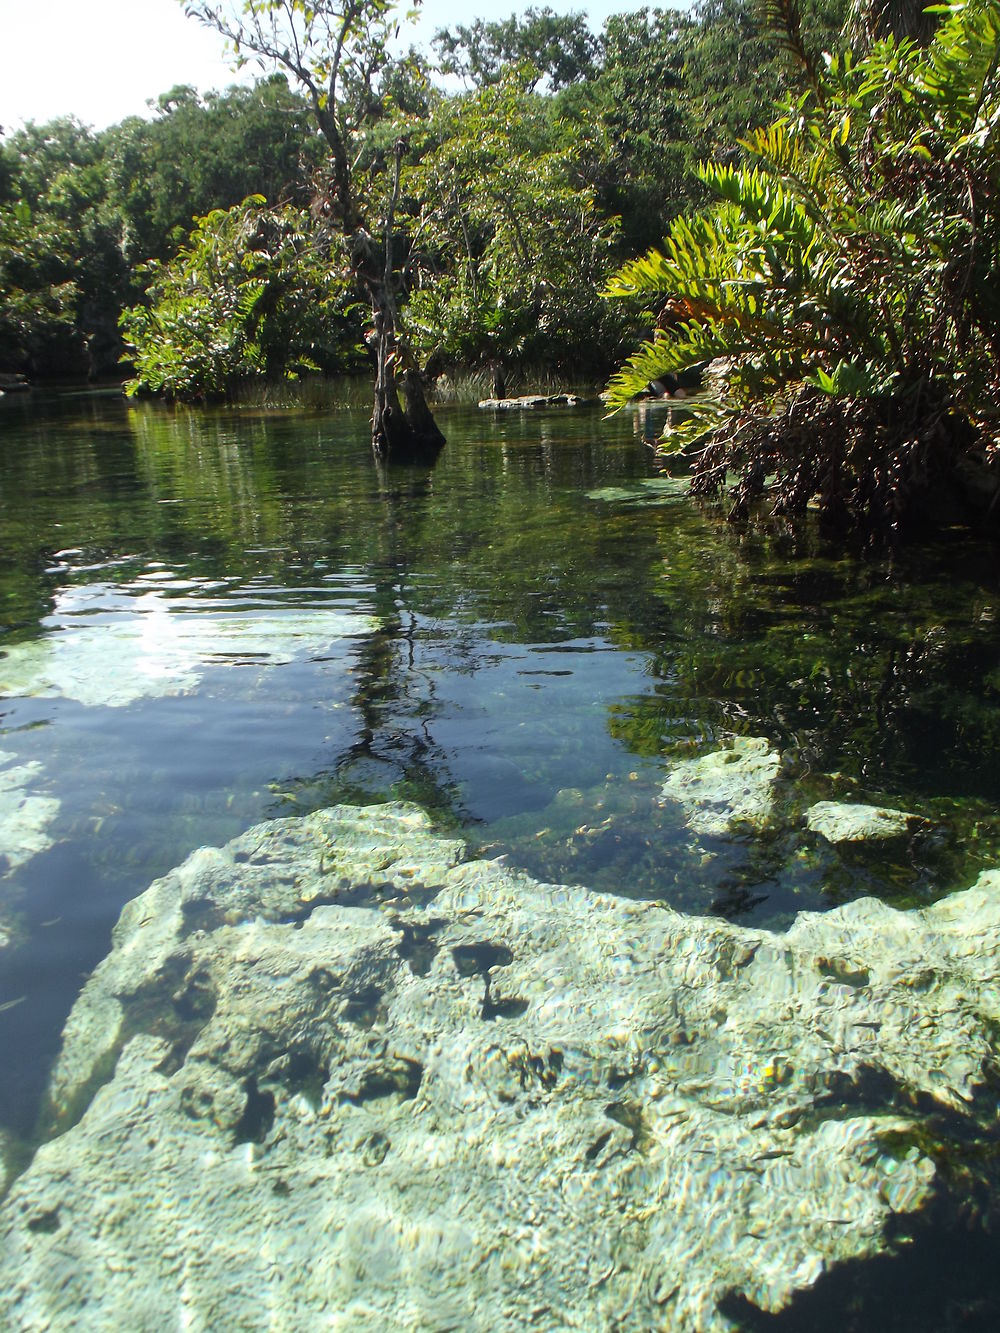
[2,387,1000,1325]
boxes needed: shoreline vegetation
[5,0,998,526]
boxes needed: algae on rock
[2,803,1000,1331]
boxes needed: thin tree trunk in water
[369,140,445,465]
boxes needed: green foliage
[574,7,697,253]
[0,0,854,386]
[432,7,600,91]
[401,71,622,376]
[0,82,320,378]
[104,77,319,270]
[0,118,123,375]
[605,0,1000,538]
[0,200,82,372]
[120,198,353,399]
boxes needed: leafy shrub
[605,0,1000,540]
[121,197,353,399]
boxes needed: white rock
[2,804,999,1331]
[661,736,781,835]
[805,800,915,843]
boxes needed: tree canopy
[121,197,353,399]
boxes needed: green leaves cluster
[0,83,318,379]
[2,0,844,389]
[605,0,1000,536]
[0,118,127,376]
[401,71,622,375]
[120,198,352,399]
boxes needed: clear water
[2,386,1000,1153]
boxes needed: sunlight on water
[0,578,377,707]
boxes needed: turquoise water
[2,386,1000,1154]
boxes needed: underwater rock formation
[660,736,781,836]
[585,476,691,506]
[0,752,59,875]
[805,800,917,843]
[1,803,999,1330]
[0,592,377,708]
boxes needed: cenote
[3,387,1000,1328]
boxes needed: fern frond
[916,0,1000,127]
[604,320,755,412]
[698,163,818,251]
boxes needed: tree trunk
[368,291,444,465]
[368,139,445,466]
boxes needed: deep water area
[2,388,1000,1326]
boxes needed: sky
[0,0,644,134]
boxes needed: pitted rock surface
[805,800,917,843]
[660,736,781,836]
[2,803,999,1331]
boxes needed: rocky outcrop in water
[1,803,999,1330]
[0,750,60,954]
[660,736,781,836]
[478,393,591,410]
[805,800,917,843]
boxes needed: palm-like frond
[917,0,1000,127]
[602,0,1000,540]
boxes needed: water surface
[2,387,1000,1142]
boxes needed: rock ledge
[2,802,999,1331]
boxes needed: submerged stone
[585,476,691,506]
[661,735,781,836]
[3,804,1000,1329]
[0,751,59,874]
[805,800,916,843]
[0,589,378,708]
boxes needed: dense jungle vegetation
[0,0,843,391]
[3,0,999,530]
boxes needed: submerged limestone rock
[805,800,917,843]
[0,589,377,707]
[661,735,781,836]
[2,803,1000,1330]
[585,476,691,506]
[0,751,59,874]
